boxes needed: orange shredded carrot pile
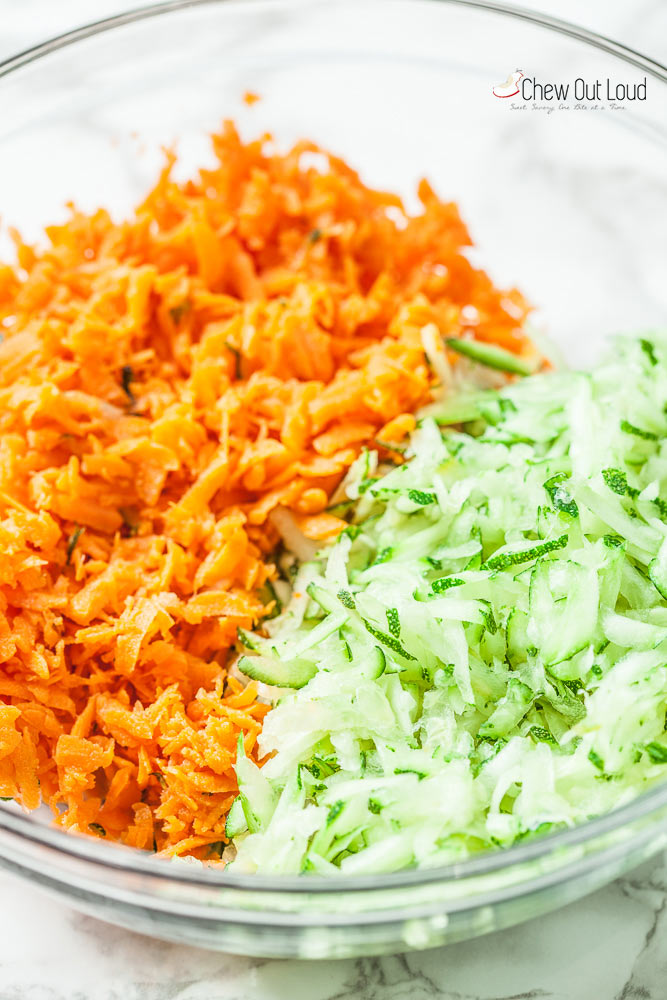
[0,121,530,857]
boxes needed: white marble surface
[1,2,667,998]
[0,855,667,999]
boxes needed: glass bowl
[1,0,667,960]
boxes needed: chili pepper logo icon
[493,70,524,98]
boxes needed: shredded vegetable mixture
[0,122,531,855]
[232,333,667,875]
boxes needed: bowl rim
[3,777,667,894]
[0,0,666,895]
[0,0,666,81]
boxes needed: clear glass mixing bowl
[0,0,666,960]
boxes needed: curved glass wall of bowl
[1,786,667,957]
[0,0,666,367]
[0,0,666,959]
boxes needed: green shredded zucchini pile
[230,332,667,875]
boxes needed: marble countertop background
[1,2,667,998]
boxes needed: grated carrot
[0,121,530,857]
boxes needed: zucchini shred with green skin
[230,332,667,876]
